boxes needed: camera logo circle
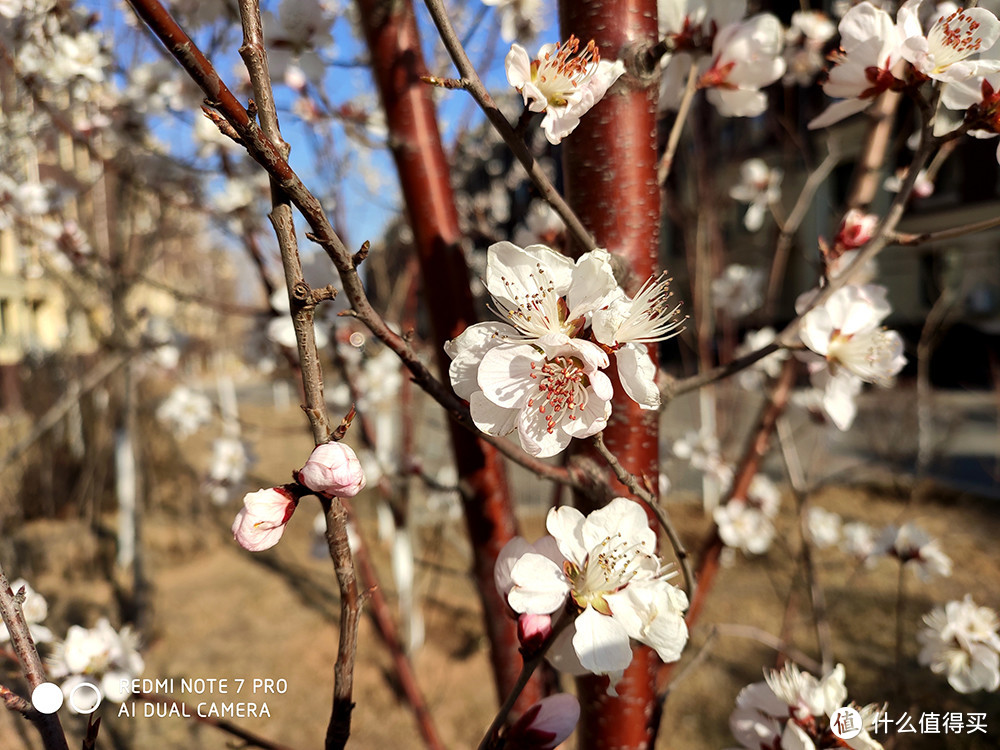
[30,683,63,714]
[68,682,103,714]
[830,706,863,740]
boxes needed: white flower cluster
[810,0,1000,166]
[156,386,213,439]
[0,579,53,645]
[796,284,907,431]
[6,0,111,101]
[918,595,1000,694]
[836,519,952,580]
[446,242,683,458]
[659,0,793,117]
[713,474,782,555]
[729,662,884,750]
[48,618,144,709]
[873,521,953,580]
[496,498,688,691]
[728,161,783,233]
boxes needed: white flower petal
[616,344,660,409]
[508,552,572,614]
[572,605,634,676]
[470,390,520,436]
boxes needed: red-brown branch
[558,1,663,746]
[354,0,541,711]
[656,357,799,695]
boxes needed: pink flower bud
[298,442,366,498]
[232,487,298,552]
[517,613,552,655]
[504,694,580,750]
[834,209,878,251]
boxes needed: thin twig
[764,145,842,318]
[657,62,699,184]
[775,116,938,349]
[476,613,574,750]
[343,501,446,750]
[713,624,822,674]
[421,0,597,252]
[666,342,783,399]
[777,417,834,673]
[591,433,694,599]
[235,3,357,747]
[891,212,1000,246]
[0,567,69,750]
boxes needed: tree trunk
[559,0,663,747]
[355,0,543,711]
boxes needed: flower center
[930,9,987,69]
[526,356,588,433]
[567,532,649,613]
[532,35,601,106]
[492,264,577,338]
[827,328,898,384]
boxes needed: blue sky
[83,0,557,252]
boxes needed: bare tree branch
[421,0,598,252]
[0,568,69,750]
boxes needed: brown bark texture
[354,0,542,711]
[559,1,663,747]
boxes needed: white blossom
[874,522,953,580]
[657,0,748,109]
[729,159,782,232]
[784,11,838,85]
[513,201,565,248]
[712,264,766,318]
[591,273,684,410]
[735,328,789,389]
[156,386,213,438]
[49,619,144,708]
[842,520,878,560]
[898,2,1000,83]
[729,662,884,750]
[809,2,907,129]
[714,501,775,555]
[505,37,625,144]
[798,284,906,386]
[499,498,688,689]
[0,579,53,645]
[209,437,250,487]
[472,335,613,458]
[807,507,842,548]
[698,14,786,117]
[918,595,1000,693]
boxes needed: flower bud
[834,209,878,252]
[298,442,366,498]
[517,613,552,655]
[504,694,580,750]
[232,487,298,551]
